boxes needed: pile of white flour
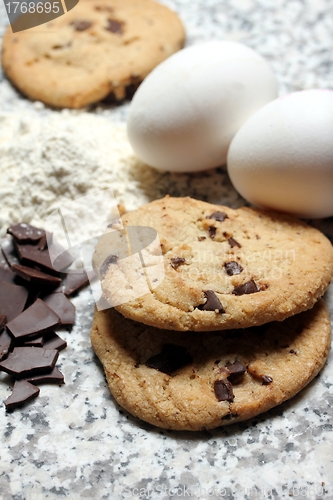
[0,110,153,236]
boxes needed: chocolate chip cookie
[90,300,331,430]
[93,196,333,331]
[2,0,185,108]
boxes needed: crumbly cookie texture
[1,0,185,108]
[94,196,333,332]
[90,300,331,431]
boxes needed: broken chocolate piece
[228,237,241,248]
[23,336,44,347]
[0,329,12,361]
[10,263,62,286]
[0,281,28,322]
[43,332,67,352]
[26,366,65,385]
[199,290,225,313]
[73,20,92,31]
[208,226,216,239]
[16,241,73,275]
[7,223,45,243]
[4,380,40,411]
[214,379,234,402]
[0,315,6,331]
[0,346,59,377]
[226,360,246,382]
[224,261,243,276]
[64,271,90,296]
[6,299,60,341]
[262,375,273,385]
[99,254,118,279]
[106,18,124,34]
[0,251,18,284]
[232,280,260,296]
[43,293,75,326]
[1,238,20,266]
[146,344,192,375]
[171,257,186,270]
[208,211,228,222]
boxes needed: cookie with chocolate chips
[1,0,185,108]
[93,196,333,331]
[90,300,331,430]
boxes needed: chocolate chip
[99,254,118,279]
[171,257,186,270]
[146,344,192,375]
[4,380,40,411]
[208,211,228,222]
[7,223,45,243]
[43,332,67,352]
[226,360,246,382]
[232,280,260,296]
[73,21,92,31]
[0,346,59,377]
[95,5,114,11]
[209,226,216,239]
[64,271,90,296]
[0,281,28,322]
[224,261,243,276]
[228,237,241,248]
[262,375,273,385]
[6,299,60,341]
[10,263,62,287]
[198,236,206,241]
[25,366,65,385]
[106,18,124,34]
[214,379,234,402]
[43,293,75,326]
[0,329,12,361]
[199,290,225,313]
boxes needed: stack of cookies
[91,196,333,431]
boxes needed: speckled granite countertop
[0,1,333,499]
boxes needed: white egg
[227,89,333,219]
[127,41,278,172]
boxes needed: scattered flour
[0,111,151,236]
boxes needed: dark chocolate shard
[1,238,20,266]
[106,18,124,34]
[224,261,243,276]
[171,257,186,270]
[99,254,118,279]
[26,366,65,385]
[232,280,260,296]
[0,346,59,377]
[10,263,62,286]
[0,251,18,284]
[4,380,40,411]
[73,20,92,31]
[0,315,7,331]
[0,281,28,322]
[262,375,273,385]
[214,379,234,402]
[228,237,241,248]
[226,360,246,382]
[16,241,73,275]
[0,329,12,361]
[208,211,228,222]
[199,290,225,313]
[7,223,45,243]
[43,332,67,352]
[23,336,44,347]
[6,299,60,341]
[146,344,192,375]
[208,226,216,239]
[64,271,90,296]
[43,293,75,326]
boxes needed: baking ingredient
[227,89,333,218]
[127,40,278,172]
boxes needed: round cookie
[90,300,331,431]
[1,0,185,108]
[93,196,333,331]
